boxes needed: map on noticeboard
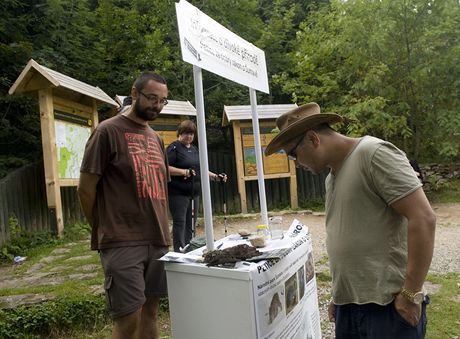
[242,127,289,176]
[54,111,92,180]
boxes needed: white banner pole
[193,65,215,251]
[249,88,269,225]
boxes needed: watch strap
[400,288,424,304]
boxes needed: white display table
[162,220,322,339]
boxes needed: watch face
[413,292,424,304]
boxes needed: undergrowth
[0,295,108,338]
[0,296,170,339]
[0,220,90,264]
[0,217,57,263]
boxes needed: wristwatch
[400,288,425,304]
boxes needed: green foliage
[278,0,460,162]
[0,217,57,263]
[62,222,91,242]
[0,295,109,339]
[299,198,325,212]
[159,297,169,313]
[315,271,332,283]
[0,95,41,178]
[1,0,458,177]
[427,179,460,203]
[425,174,450,192]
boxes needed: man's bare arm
[391,187,436,325]
[391,187,436,292]
[77,172,100,227]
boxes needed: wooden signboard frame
[9,59,117,237]
[39,92,99,235]
[232,120,298,213]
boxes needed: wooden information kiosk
[9,59,118,236]
[223,104,298,213]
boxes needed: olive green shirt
[325,136,422,305]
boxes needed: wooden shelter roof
[115,95,197,116]
[9,59,117,107]
[222,104,298,126]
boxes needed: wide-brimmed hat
[265,102,343,156]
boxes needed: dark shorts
[100,245,169,319]
[335,296,429,339]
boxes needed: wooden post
[39,89,64,237]
[91,99,99,130]
[232,121,248,213]
[289,160,298,209]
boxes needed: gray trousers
[169,194,199,252]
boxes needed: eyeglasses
[139,91,168,105]
[287,136,304,161]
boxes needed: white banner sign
[175,0,269,93]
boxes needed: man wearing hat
[265,103,436,338]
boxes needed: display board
[241,127,290,176]
[54,110,92,179]
[149,116,183,149]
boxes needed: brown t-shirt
[80,114,171,250]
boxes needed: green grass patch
[426,273,460,338]
[0,277,103,298]
[315,271,332,283]
[316,256,329,266]
[427,179,460,203]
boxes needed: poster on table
[252,222,321,339]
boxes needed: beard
[134,100,161,121]
[296,162,318,175]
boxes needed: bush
[0,217,57,263]
[0,295,109,338]
[0,219,94,264]
[62,222,91,241]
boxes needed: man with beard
[265,103,436,339]
[78,72,170,339]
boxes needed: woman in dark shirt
[167,120,227,252]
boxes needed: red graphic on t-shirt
[125,132,166,200]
